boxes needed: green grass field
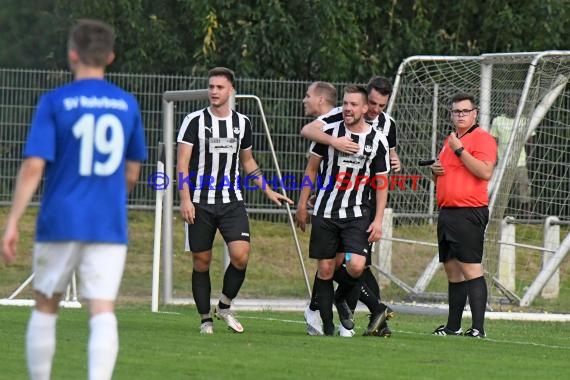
[1,305,569,380]
[1,207,570,379]
[2,207,569,312]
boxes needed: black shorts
[437,207,489,264]
[310,215,371,260]
[187,201,250,253]
[336,207,375,265]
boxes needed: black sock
[346,283,361,313]
[446,281,467,331]
[309,271,319,311]
[192,270,211,315]
[221,263,247,300]
[200,317,213,324]
[314,277,334,335]
[346,268,380,313]
[466,276,487,332]
[333,266,358,301]
[359,281,383,314]
[362,267,380,300]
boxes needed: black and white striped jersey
[310,121,390,219]
[177,107,252,204]
[318,106,343,124]
[318,107,397,149]
[371,112,397,150]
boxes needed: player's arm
[239,149,293,206]
[2,157,45,263]
[301,119,359,154]
[386,119,401,171]
[126,161,141,193]
[389,148,401,172]
[369,174,388,243]
[295,155,321,232]
[460,153,495,180]
[368,143,390,243]
[176,142,195,224]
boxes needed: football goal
[377,51,570,308]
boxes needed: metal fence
[0,68,568,220]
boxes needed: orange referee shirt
[436,126,497,208]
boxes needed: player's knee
[192,250,213,269]
[231,257,248,270]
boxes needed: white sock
[26,310,57,380]
[88,312,118,380]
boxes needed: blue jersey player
[1,19,147,380]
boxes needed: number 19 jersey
[23,78,148,244]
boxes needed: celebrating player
[177,67,292,334]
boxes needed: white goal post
[151,89,311,312]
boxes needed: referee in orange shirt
[430,92,497,338]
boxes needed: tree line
[0,0,568,81]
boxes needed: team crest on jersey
[364,145,372,153]
[233,127,240,135]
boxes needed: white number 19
[72,113,124,176]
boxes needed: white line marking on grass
[393,329,570,350]
[241,315,570,350]
[240,315,305,325]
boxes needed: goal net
[381,51,570,310]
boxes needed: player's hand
[390,156,401,172]
[295,206,309,232]
[431,160,445,176]
[2,224,19,264]
[331,136,359,155]
[179,199,196,224]
[266,190,294,206]
[366,220,382,243]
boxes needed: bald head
[303,81,337,117]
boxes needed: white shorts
[33,242,127,301]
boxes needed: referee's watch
[454,147,465,157]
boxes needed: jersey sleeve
[125,102,148,161]
[23,94,56,161]
[387,118,397,149]
[318,108,343,125]
[310,141,327,157]
[177,113,199,145]
[472,131,498,164]
[240,116,253,150]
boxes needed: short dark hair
[312,81,337,106]
[209,67,235,86]
[68,19,115,67]
[344,85,368,103]
[450,92,476,107]
[366,76,393,96]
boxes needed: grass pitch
[1,305,569,380]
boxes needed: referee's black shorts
[437,206,489,264]
[187,201,250,253]
[309,214,370,260]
